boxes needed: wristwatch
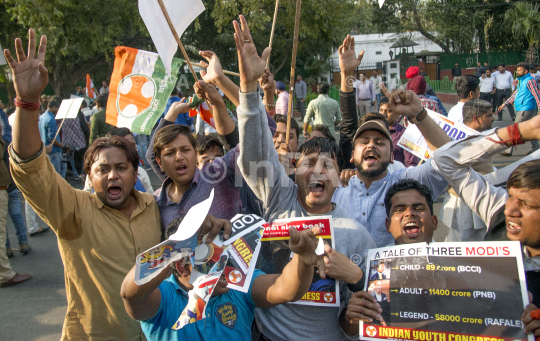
[410,108,427,125]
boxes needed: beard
[355,158,391,178]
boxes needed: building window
[390,63,397,68]
[375,51,382,55]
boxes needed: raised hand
[259,69,276,91]
[233,15,271,93]
[338,35,364,76]
[3,29,48,103]
[194,80,225,108]
[199,51,224,85]
[380,83,424,120]
[289,226,327,276]
[164,97,189,122]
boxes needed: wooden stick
[265,0,280,70]
[189,62,240,77]
[285,0,302,145]
[156,0,213,111]
[157,0,199,83]
[51,100,75,145]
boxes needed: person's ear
[385,217,391,232]
[431,215,438,231]
[156,156,163,170]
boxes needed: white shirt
[479,76,496,93]
[448,101,465,124]
[491,70,515,90]
[530,72,540,81]
[370,76,383,94]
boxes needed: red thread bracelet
[486,123,524,146]
[14,98,40,111]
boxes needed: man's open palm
[339,35,364,75]
[233,15,270,91]
[3,29,48,103]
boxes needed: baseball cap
[353,120,392,142]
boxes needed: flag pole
[189,62,240,77]
[157,0,200,83]
[285,0,301,145]
[265,0,280,70]
[51,101,75,147]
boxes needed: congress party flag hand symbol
[139,0,205,75]
[105,46,183,134]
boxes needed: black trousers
[479,92,494,112]
[494,88,516,120]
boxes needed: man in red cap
[407,75,445,115]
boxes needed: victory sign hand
[3,29,48,103]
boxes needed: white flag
[139,0,205,74]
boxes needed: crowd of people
[0,15,540,340]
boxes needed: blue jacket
[514,73,539,111]
[0,110,12,146]
[38,111,62,153]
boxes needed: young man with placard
[121,214,326,341]
[433,114,540,338]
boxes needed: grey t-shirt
[237,92,376,341]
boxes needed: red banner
[262,217,332,241]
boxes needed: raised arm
[4,29,47,159]
[193,80,235,136]
[5,29,88,235]
[259,69,276,115]
[234,15,293,206]
[430,115,540,228]
[338,35,364,169]
[199,50,240,107]
[380,83,451,151]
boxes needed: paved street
[0,104,529,340]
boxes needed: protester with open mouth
[332,34,452,248]
[233,15,376,340]
[433,114,540,313]
[342,179,438,333]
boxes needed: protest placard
[261,216,338,307]
[55,98,85,120]
[134,190,214,285]
[485,149,540,186]
[359,241,532,341]
[172,252,229,330]
[397,109,478,160]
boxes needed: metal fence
[440,51,525,70]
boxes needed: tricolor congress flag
[86,74,97,99]
[106,46,182,134]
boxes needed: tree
[371,0,487,54]
[209,0,360,78]
[505,2,540,63]
[3,0,153,97]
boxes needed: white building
[329,32,443,67]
